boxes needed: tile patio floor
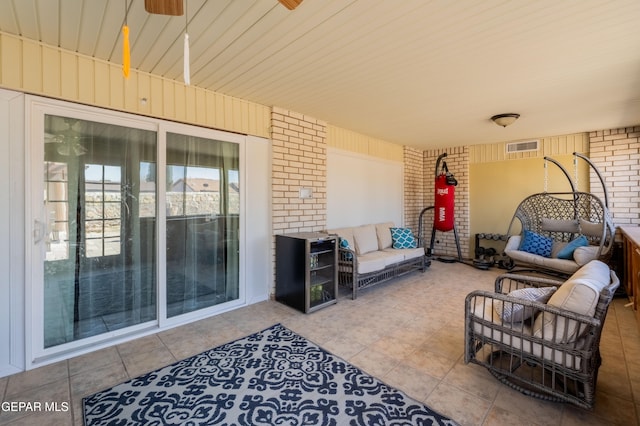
[1,261,638,425]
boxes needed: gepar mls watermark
[1,401,69,412]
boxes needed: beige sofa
[326,222,426,299]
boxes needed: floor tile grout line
[2,263,639,425]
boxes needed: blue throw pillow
[390,227,417,249]
[556,235,589,259]
[339,238,353,260]
[519,230,553,257]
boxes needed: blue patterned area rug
[83,323,458,425]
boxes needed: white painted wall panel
[0,88,25,377]
[244,136,271,304]
[327,148,403,229]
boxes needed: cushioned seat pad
[470,296,585,369]
[505,236,599,274]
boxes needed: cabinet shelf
[311,277,333,286]
[276,232,338,313]
[311,263,333,272]
[311,249,333,255]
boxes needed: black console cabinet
[275,232,338,313]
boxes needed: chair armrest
[338,247,357,264]
[494,273,565,294]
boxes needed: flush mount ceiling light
[491,113,520,127]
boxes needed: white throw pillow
[573,245,599,266]
[494,286,557,323]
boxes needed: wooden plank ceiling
[1,0,640,149]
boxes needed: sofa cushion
[519,230,553,257]
[541,218,579,233]
[533,260,610,343]
[505,236,582,275]
[579,219,604,238]
[494,286,557,323]
[389,247,425,260]
[375,222,394,250]
[390,227,417,249]
[327,227,355,250]
[356,251,388,274]
[556,235,589,259]
[352,225,379,255]
[377,249,405,266]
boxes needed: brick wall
[422,146,470,258]
[403,146,425,235]
[270,107,327,296]
[271,106,328,235]
[588,126,640,226]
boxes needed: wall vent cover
[506,140,539,153]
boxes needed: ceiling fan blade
[144,0,183,16]
[45,133,63,144]
[72,143,88,156]
[278,0,303,10]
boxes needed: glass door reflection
[165,133,239,317]
[43,115,157,348]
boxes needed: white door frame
[23,95,271,370]
[0,88,25,377]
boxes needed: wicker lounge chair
[504,192,615,275]
[464,260,619,409]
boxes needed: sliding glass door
[165,133,240,317]
[30,100,244,361]
[42,115,157,347]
